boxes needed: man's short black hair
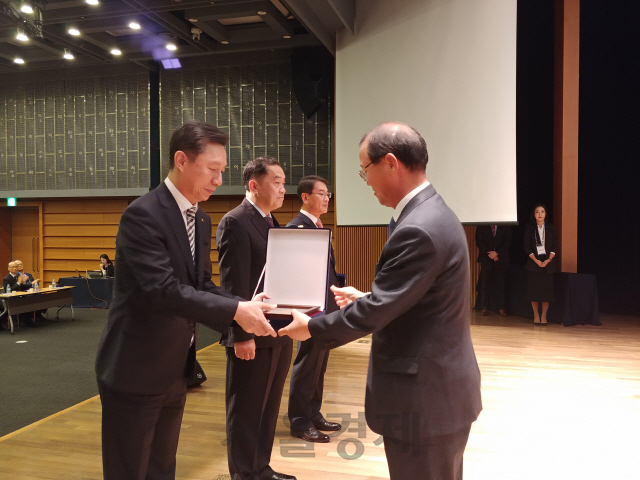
[169,120,229,169]
[243,156,281,191]
[296,175,328,204]
[360,122,428,171]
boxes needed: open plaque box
[262,228,332,330]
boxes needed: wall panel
[33,196,482,309]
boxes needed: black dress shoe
[261,472,297,480]
[291,426,329,443]
[313,418,342,431]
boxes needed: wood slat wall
[38,196,477,305]
[42,200,128,283]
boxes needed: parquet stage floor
[1,312,639,480]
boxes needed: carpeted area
[0,308,221,436]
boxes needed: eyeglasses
[310,192,332,199]
[358,161,373,181]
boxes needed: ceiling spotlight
[86,0,99,5]
[20,2,33,14]
[110,48,122,55]
[257,10,267,15]
[129,21,141,30]
[282,35,291,39]
[68,27,80,36]
[220,40,229,45]
[166,43,177,51]
[63,48,74,59]
[188,18,198,23]
[16,28,28,42]
[14,57,25,64]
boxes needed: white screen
[335,0,517,225]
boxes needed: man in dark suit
[3,261,37,328]
[280,123,482,480]
[286,176,342,443]
[475,225,511,316]
[216,156,295,480]
[15,259,47,322]
[95,121,276,480]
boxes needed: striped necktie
[316,219,323,228]
[186,206,197,264]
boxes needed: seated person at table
[2,261,38,328]
[15,259,47,322]
[99,254,115,278]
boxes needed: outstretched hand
[278,309,311,341]
[330,285,366,309]
[234,301,277,337]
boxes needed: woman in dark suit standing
[524,203,557,325]
[99,254,115,278]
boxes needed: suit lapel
[243,198,272,240]
[395,184,437,231]
[158,183,196,282]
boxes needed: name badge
[536,245,546,256]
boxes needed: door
[12,208,41,280]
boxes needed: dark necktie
[186,206,197,264]
[491,225,497,237]
[264,215,274,228]
[389,217,397,236]
[316,219,323,228]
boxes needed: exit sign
[7,198,16,207]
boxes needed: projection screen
[335,0,518,225]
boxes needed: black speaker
[291,48,334,119]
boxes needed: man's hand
[488,251,499,261]
[234,301,277,337]
[16,274,26,285]
[252,292,270,302]
[330,285,367,309]
[278,309,311,341]
[234,339,256,360]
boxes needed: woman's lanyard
[535,224,546,256]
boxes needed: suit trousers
[478,260,506,310]
[288,339,330,431]
[383,424,472,480]
[225,341,293,480]
[98,378,187,480]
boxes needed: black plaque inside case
[262,228,331,330]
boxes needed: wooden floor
[1,312,639,480]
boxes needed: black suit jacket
[216,198,288,347]
[3,273,31,292]
[475,225,511,264]
[524,222,558,274]
[308,185,482,439]
[286,212,339,314]
[95,182,240,395]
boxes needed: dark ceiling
[0,0,354,74]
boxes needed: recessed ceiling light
[14,57,25,64]
[20,2,33,14]
[282,35,291,39]
[110,48,122,55]
[16,28,28,42]
[129,21,141,30]
[221,40,229,45]
[68,28,80,36]
[188,18,198,22]
[63,49,74,59]
[166,43,177,51]
[86,0,99,5]
[257,10,267,15]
